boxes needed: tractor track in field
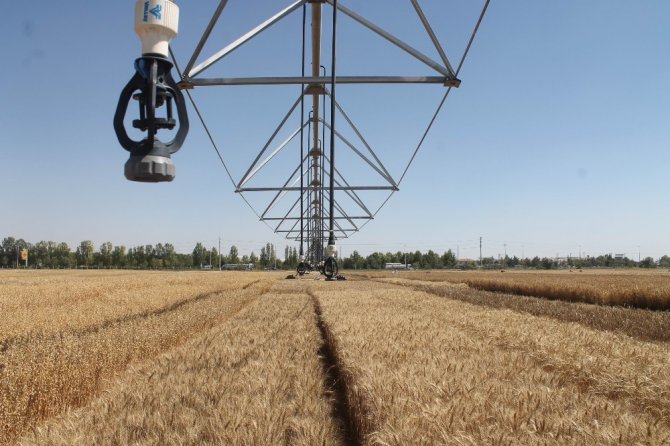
[308,289,366,446]
[0,279,275,354]
[0,288,227,354]
[0,279,272,354]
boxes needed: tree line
[1,236,667,270]
[343,250,668,269]
[0,237,300,270]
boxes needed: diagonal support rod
[324,0,454,78]
[321,155,374,217]
[320,119,396,186]
[189,0,307,78]
[236,93,304,190]
[410,0,456,75]
[326,90,396,185]
[239,121,309,189]
[274,195,302,232]
[260,162,305,218]
[183,0,230,78]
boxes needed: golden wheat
[372,277,670,343]
[20,292,343,446]
[0,270,276,445]
[313,279,670,445]
[354,269,670,309]
[5,271,670,445]
[0,270,265,342]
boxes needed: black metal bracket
[114,56,189,161]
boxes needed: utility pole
[219,237,222,270]
[479,237,483,267]
[504,243,507,267]
[638,245,641,263]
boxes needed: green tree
[264,243,276,268]
[192,242,206,267]
[422,250,441,269]
[640,257,656,268]
[112,245,127,268]
[145,245,155,268]
[366,252,383,269]
[54,242,72,268]
[33,241,51,268]
[76,241,94,267]
[441,249,457,268]
[133,245,146,268]
[291,247,298,267]
[412,250,423,268]
[352,250,364,269]
[229,245,239,264]
[541,257,554,269]
[163,243,176,268]
[99,242,113,268]
[1,237,17,267]
[260,246,268,268]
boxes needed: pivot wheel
[297,262,307,276]
[323,257,338,280]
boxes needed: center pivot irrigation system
[114,0,490,280]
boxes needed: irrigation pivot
[114,0,490,279]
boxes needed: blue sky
[1,1,668,260]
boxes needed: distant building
[384,262,411,270]
[221,263,254,271]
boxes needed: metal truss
[174,0,489,264]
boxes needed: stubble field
[1,269,669,445]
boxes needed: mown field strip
[372,277,670,343]
[312,280,670,445]
[1,280,275,445]
[20,291,344,446]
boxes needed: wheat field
[356,269,670,310]
[2,270,669,445]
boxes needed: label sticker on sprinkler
[143,2,163,22]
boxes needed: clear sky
[1,1,668,260]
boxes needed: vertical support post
[311,2,322,262]
[479,236,483,267]
[327,0,338,247]
[299,4,306,259]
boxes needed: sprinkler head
[125,154,176,182]
[113,1,189,183]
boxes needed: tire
[324,257,338,279]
